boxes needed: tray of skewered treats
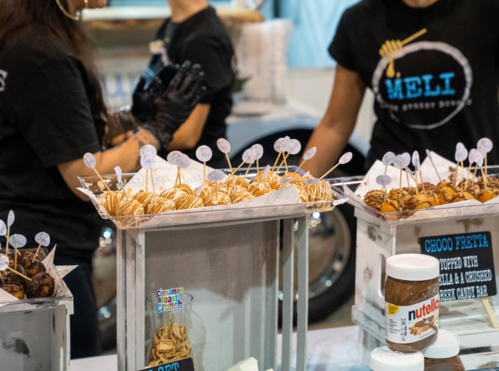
[78,139,349,230]
[0,216,74,305]
[342,141,499,222]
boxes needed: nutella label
[386,294,439,344]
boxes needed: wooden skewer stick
[233,161,245,174]
[464,162,473,190]
[406,171,410,187]
[0,272,5,285]
[419,171,426,194]
[276,153,290,173]
[399,169,403,190]
[472,166,479,183]
[7,267,31,281]
[14,248,17,270]
[243,163,252,180]
[284,156,289,173]
[151,169,156,198]
[461,161,465,181]
[481,298,499,328]
[5,226,10,256]
[485,155,488,178]
[272,153,282,172]
[320,163,341,181]
[145,169,149,192]
[32,244,42,263]
[480,166,488,190]
[256,160,259,174]
[93,169,112,193]
[203,162,206,183]
[225,154,234,175]
[428,158,442,183]
[292,160,307,176]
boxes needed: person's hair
[0,0,107,122]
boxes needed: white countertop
[70,325,366,371]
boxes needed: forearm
[302,120,352,178]
[59,129,160,199]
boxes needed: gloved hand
[144,61,205,149]
[131,65,179,124]
[131,73,163,124]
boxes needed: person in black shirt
[0,0,204,358]
[304,0,499,176]
[133,0,236,167]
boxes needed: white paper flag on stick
[10,234,26,249]
[7,210,14,227]
[0,220,6,236]
[217,138,231,154]
[376,174,392,186]
[83,153,96,169]
[382,152,396,166]
[35,232,50,247]
[196,146,213,163]
[303,147,317,161]
[114,166,123,184]
[0,254,8,271]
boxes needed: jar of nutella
[385,254,440,352]
[371,346,424,371]
[423,329,464,371]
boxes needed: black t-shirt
[0,29,106,259]
[150,6,236,167]
[329,0,499,169]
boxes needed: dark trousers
[54,254,101,359]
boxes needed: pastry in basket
[248,181,272,196]
[3,265,27,286]
[174,183,194,195]
[176,195,204,210]
[452,191,476,203]
[479,188,499,203]
[116,198,145,217]
[379,200,403,213]
[25,272,55,299]
[364,190,388,211]
[229,189,254,204]
[1,284,25,300]
[99,191,125,217]
[224,175,249,190]
[205,193,231,207]
[389,188,416,204]
[25,259,47,278]
[406,194,432,210]
[307,180,335,202]
[134,191,155,208]
[146,197,176,215]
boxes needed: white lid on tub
[422,329,460,359]
[371,347,424,371]
[387,254,439,281]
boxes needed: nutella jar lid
[386,254,439,281]
[371,347,424,371]
[422,329,460,359]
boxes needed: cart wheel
[278,203,356,325]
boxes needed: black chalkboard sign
[140,358,195,371]
[420,231,497,302]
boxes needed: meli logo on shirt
[372,29,473,130]
[0,70,7,92]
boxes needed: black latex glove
[144,61,205,149]
[131,74,163,124]
[131,65,179,124]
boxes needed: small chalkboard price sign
[420,231,497,303]
[140,358,195,371]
